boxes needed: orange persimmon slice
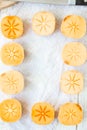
[1,16,23,39]
[62,42,87,66]
[58,103,83,125]
[1,43,24,66]
[0,70,24,94]
[0,99,22,122]
[61,15,86,39]
[60,70,83,94]
[32,11,56,36]
[31,102,54,125]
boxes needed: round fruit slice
[60,70,83,94]
[1,16,23,39]
[32,11,56,36]
[61,15,86,38]
[62,42,87,66]
[0,99,22,122]
[58,103,83,125]
[31,102,54,125]
[1,43,24,66]
[0,70,24,94]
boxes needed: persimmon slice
[62,42,87,66]
[0,99,22,122]
[1,16,23,39]
[1,43,24,66]
[60,70,83,94]
[0,70,24,94]
[32,11,56,36]
[31,102,54,125]
[58,103,83,125]
[61,15,86,38]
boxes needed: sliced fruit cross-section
[1,43,24,66]
[61,15,86,39]
[60,70,83,94]
[58,103,83,125]
[32,11,56,36]
[31,102,54,125]
[0,99,22,122]
[0,70,24,94]
[1,16,23,39]
[62,42,87,66]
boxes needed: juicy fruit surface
[0,70,24,94]
[31,102,54,125]
[58,103,83,125]
[60,70,83,94]
[0,99,22,122]
[32,11,56,36]
[1,16,23,39]
[62,42,87,66]
[61,15,86,38]
[1,43,24,66]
